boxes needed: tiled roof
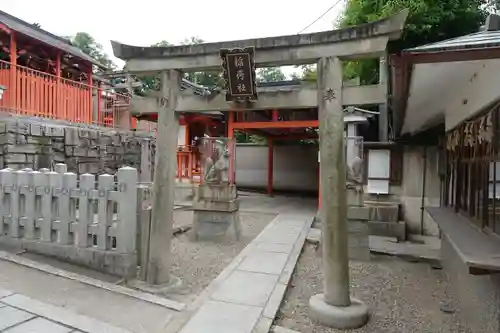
[405,30,500,54]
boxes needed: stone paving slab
[4,317,73,333]
[176,213,314,333]
[0,306,35,330]
[0,288,132,333]
[180,301,262,333]
[211,271,278,307]
[238,251,289,275]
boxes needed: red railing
[0,59,131,128]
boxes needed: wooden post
[227,111,235,183]
[9,31,16,112]
[272,109,278,121]
[318,163,321,209]
[185,121,190,147]
[378,53,388,142]
[88,67,93,124]
[267,138,274,196]
[96,81,102,125]
[309,57,368,329]
[147,70,181,286]
[56,52,62,119]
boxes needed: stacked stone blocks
[0,115,155,176]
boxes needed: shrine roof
[391,14,500,136]
[404,30,500,54]
[0,10,104,68]
[111,10,408,61]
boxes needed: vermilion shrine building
[0,9,133,128]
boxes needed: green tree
[296,64,317,82]
[71,32,116,71]
[180,37,205,45]
[152,40,171,47]
[138,37,222,93]
[299,0,492,84]
[181,37,222,88]
[257,67,286,83]
[233,131,267,144]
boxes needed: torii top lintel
[111,9,408,73]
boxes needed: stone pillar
[309,57,369,329]
[346,123,357,168]
[378,54,389,142]
[146,70,181,288]
[140,139,153,182]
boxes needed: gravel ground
[169,209,277,301]
[275,243,469,333]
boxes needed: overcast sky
[1,0,344,74]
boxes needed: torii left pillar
[309,56,369,329]
[145,70,181,289]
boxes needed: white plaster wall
[178,125,186,146]
[235,144,318,192]
[136,120,157,132]
[445,58,500,130]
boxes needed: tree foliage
[136,37,223,94]
[257,67,286,83]
[152,40,171,47]
[233,131,268,144]
[299,0,492,83]
[70,32,116,71]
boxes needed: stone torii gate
[112,10,407,329]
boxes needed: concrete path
[0,288,131,333]
[168,212,314,333]
[239,195,317,215]
[0,259,177,333]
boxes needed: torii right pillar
[309,56,369,329]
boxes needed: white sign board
[368,150,390,178]
[367,179,390,194]
[367,149,391,194]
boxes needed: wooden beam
[271,133,318,140]
[0,23,11,34]
[232,120,318,129]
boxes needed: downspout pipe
[420,146,427,235]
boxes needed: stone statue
[203,145,229,184]
[346,156,364,190]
